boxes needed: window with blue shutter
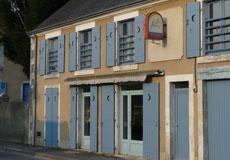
[204,0,230,55]
[0,82,7,94]
[48,38,58,73]
[39,40,46,75]
[79,30,92,69]
[92,26,101,69]
[118,19,135,65]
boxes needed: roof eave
[27,0,153,35]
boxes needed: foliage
[0,0,69,77]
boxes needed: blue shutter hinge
[44,139,46,141]
[57,140,59,143]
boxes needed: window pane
[131,95,143,141]
[123,95,128,140]
[123,23,128,36]
[84,32,89,44]
[129,21,134,35]
[84,96,90,136]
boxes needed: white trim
[113,64,138,72]
[21,81,30,102]
[165,74,195,160]
[115,85,119,155]
[198,80,204,160]
[45,30,61,39]
[114,11,139,22]
[74,69,95,76]
[44,85,60,146]
[44,73,60,79]
[197,54,230,64]
[75,22,95,32]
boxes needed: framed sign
[144,12,166,40]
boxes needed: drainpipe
[32,34,38,146]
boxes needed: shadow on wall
[0,102,30,143]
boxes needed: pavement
[0,141,126,160]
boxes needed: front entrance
[119,90,143,156]
[81,91,90,149]
[45,88,58,147]
[171,82,189,160]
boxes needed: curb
[0,147,74,160]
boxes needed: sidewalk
[0,141,125,160]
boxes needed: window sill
[44,73,60,79]
[113,64,138,72]
[197,54,230,64]
[74,69,95,76]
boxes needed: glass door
[81,93,90,149]
[120,91,143,156]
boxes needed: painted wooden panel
[207,80,230,160]
[174,88,189,160]
[92,26,101,69]
[58,35,65,73]
[70,87,77,149]
[52,88,59,147]
[198,66,230,80]
[101,85,115,154]
[143,83,159,160]
[186,2,200,58]
[69,32,77,72]
[90,86,98,152]
[45,88,52,146]
[39,40,46,75]
[134,15,145,63]
[106,22,116,67]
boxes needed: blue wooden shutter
[90,86,98,152]
[45,88,52,146]
[134,15,145,64]
[106,22,116,67]
[69,32,77,72]
[101,85,115,154]
[143,83,159,160]
[52,88,59,146]
[92,26,101,69]
[39,40,46,75]
[186,2,200,58]
[58,35,65,73]
[70,87,77,149]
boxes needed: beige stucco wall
[0,55,28,102]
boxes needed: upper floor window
[47,38,58,74]
[205,0,230,55]
[118,19,135,65]
[79,30,92,69]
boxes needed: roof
[29,0,152,34]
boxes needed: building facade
[29,0,230,159]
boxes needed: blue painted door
[207,80,230,160]
[45,88,59,147]
[101,85,115,154]
[173,83,189,160]
[23,83,30,102]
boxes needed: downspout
[32,34,38,145]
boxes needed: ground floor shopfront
[36,71,230,160]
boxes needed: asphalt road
[0,151,41,160]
